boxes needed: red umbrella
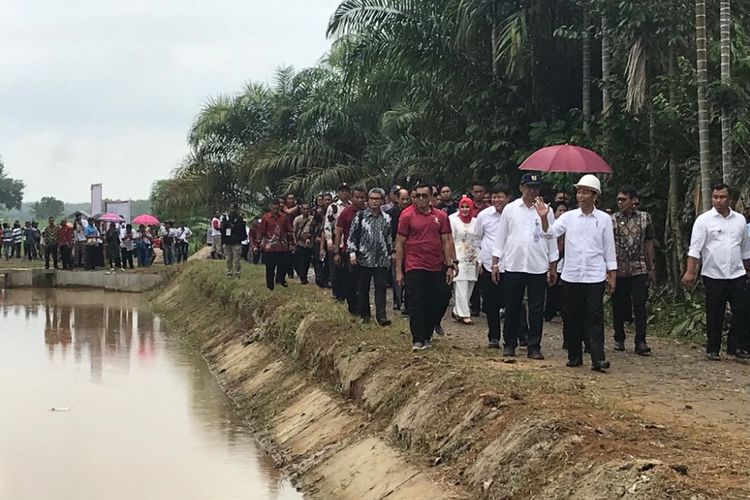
[519,144,612,174]
[132,214,160,226]
[96,212,125,223]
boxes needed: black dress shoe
[566,357,583,367]
[470,309,480,317]
[502,346,515,357]
[488,340,500,349]
[613,340,625,351]
[705,352,721,361]
[527,349,545,360]
[732,350,750,359]
[360,317,371,324]
[279,281,289,288]
[377,319,392,327]
[635,342,652,355]
[591,360,611,372]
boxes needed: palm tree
[582,2,591,135]
[720,0,732,183]
[600,0,611,115]
[696,0,711,211]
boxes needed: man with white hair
[534,174,617,372]
[348,188,393,326]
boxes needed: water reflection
[0,289,301,500]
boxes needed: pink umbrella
[132,214,160,226]
[519,144,612,174]
[97,212,125,223]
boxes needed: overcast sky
[0,0,340,203]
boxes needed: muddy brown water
[0,288,302,500]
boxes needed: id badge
[225,229,232,237]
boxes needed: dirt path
[429,314,750,442]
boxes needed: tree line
[151,0,750,287]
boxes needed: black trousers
[357,266,388,321]
[503,272,547,350]
[563,281,606,363]
[703,276,749,354]
[263,252,288,290]
[108,243,121,269]
[330,253,345,300]
[121,248,134,269]
[286,251,295,278]
[470,285,481,314]
[45,244,59,269]
[406,269,447,344]
[85,245,98,270]
[391,265,403,309]
[313,244,329,287]
[545,279,562,320]
[295,246,313,283]
[59,245,72,270]
[612,274,648,344]
[478,269,503,343]
[335,260,359,314]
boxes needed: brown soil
[151,262,750,499]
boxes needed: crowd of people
[216,176,750,372]
[2,213,193,272]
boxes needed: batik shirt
[612,210,655,277]
[347,210,393,268]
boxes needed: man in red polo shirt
[258,199,294,290]
[396,183,455,351]
[333,186,367,314]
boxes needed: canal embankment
[0,268,162,292]
[151,261,748,500]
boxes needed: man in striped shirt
[42,217,60,269]
[12,221,23,258]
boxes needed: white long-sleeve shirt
[688,208,750,280]
[493,198,559,274]
[543,208,616,283]
[474,206,504,272]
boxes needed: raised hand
[533,197,549,218]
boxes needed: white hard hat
[574,174,602,194]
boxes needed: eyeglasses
[413,193,430,199]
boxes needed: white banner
[106,200,131,223]
[91,183,103,215]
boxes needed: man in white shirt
[475,184,512,348]
[535,174,617,372]
[682,183,750,360]
[210,212,223,259]
[492,173,558,359]
[176,224,193,263]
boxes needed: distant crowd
[209,176,750,372]
[2,213,193,272]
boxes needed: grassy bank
[151,261,748,499]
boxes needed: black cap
[337,183,350,192]
[521,173,543,186]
